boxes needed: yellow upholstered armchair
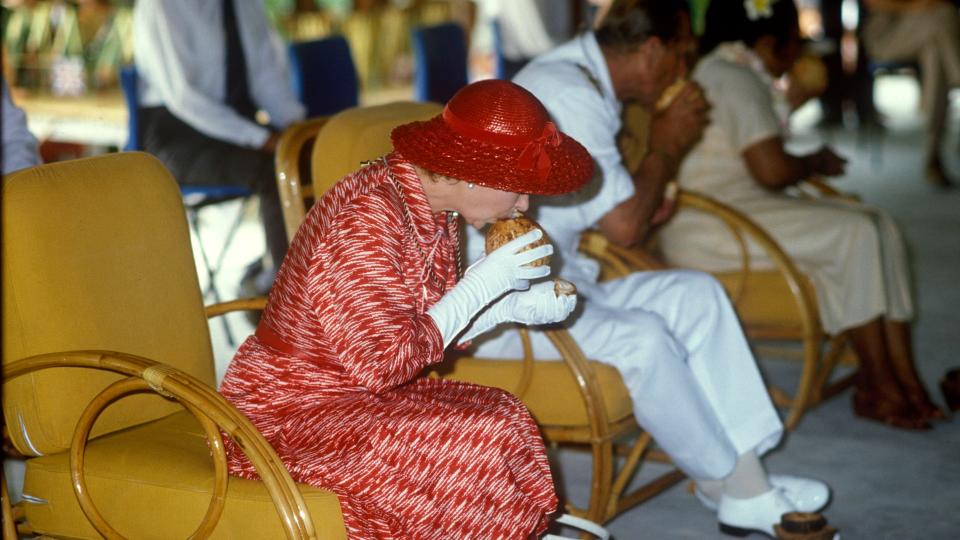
[272,101,684,526]
[580,184,859,431]
[2,153,346,539]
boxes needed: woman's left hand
[497,281,577,326]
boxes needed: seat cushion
[310,101,443,196]
[441,357,632,426]
[3,153,217,455]
[22,411,346,539]
[713,270,818,331]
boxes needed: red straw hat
[391,80,594,195]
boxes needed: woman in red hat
[218,80,597,539]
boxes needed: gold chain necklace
[372,158,463,288]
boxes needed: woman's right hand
[465,229,553,299]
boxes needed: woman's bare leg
[846,318,930,429]
[884,320,947,419]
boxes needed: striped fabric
[219,153,557,538]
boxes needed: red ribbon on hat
[442,106,562,181]
[517,122,561,181]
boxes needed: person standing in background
[133,0,306,295]
[862,0,960,186]
[818,0,880,129]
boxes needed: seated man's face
[632,11,696,108]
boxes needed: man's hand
[649,81,711,162]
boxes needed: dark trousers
[820,0,878,124]
[139,106,288,275]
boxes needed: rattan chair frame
[275,117,330,241]
[580,187,857,430]
[0,298,320,540]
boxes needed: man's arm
[599,82,710,247]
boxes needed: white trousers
[472,269,783,480]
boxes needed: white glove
[458,280,577,345]
[428,229,553,347]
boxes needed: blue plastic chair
[411,22,468,103]
[288,35,359,118]
[490,19,507,80]
[119,65,252,344]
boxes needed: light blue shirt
[133,0,306,148]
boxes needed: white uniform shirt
[466,33,635,284]
[133,0,305,148]
[677,43,783,202]
[2,78,40,175]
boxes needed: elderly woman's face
[439,174,529,229]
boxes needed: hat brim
[391,116,594,196]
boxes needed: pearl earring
[467,182,475,190]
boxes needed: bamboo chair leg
[2,468,17,540]
[585,440,615,526]
[784,333,823,430]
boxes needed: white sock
[695,478,723,506]
[722,450,772,500]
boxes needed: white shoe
[717,489,794,538]
[543,513,610,540]
[695,475,831,513]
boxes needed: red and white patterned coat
[219,153,557,539]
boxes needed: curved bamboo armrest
[579,231,666,279]
[798,177,860,202]
[543,328,614,434]
[3,351,317,540]
[205,296,268,319]
[675,189,822,339]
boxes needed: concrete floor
[195,76,960,539]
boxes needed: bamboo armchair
[273,101,685,526]
[580,186,858,431]
[2,153,346,539]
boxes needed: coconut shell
[656,79,688,111]
[553,278,577,297]
[484,215,551,267]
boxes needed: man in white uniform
[133,0,306,293]
[465,1,830,536]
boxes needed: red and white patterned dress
[219,153,557,539]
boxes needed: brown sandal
[852,390,932,431]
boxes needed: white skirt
[658,192,914,335]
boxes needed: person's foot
[695,475,830,513]
[852,389,932,430]
[941,368,960,412]
[925,158,955,188]
[543,514,609,540]
[717,488,794,538]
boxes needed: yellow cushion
[713,270,818,330]
[310,101,443,196]
[441,358,632,426]
[2,153,216,456]
[22,411,347,540]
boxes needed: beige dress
[659,43,914,335]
